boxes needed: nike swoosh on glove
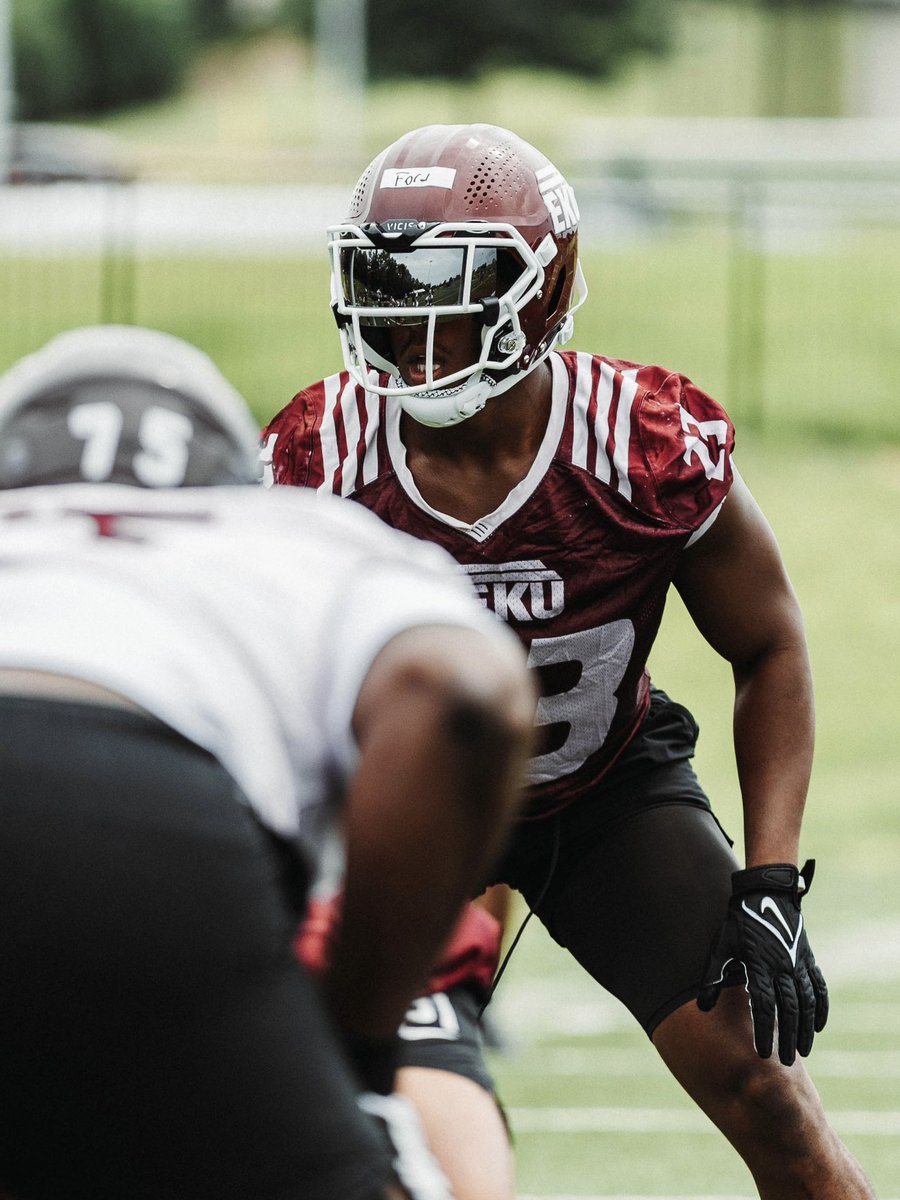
[697,859,829,1066]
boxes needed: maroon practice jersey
[263,350,735,819]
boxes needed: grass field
[3,221,898,445]
[4,15,898,1188]
[3,237,895,1193]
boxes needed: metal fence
[573,164,900,440]
[1,161,898,439]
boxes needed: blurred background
[2,0,899,430]
[1,2,898,1196]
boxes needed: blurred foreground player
[0,326,535,1200]
[263,123,875,1199]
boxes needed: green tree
[65,0,193,112]
[11,0,248,122]
[190,0,239,38]
[283,0,672,81]
[11,0,79,118]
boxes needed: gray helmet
[0,325,261,489]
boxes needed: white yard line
[499,923,900,1199]
[525,1046,900,1078]
[818,917,900,984]
[491,917,900,1044]
[507,1107,900,1136]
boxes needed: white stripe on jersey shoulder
[565,352,638,498]
[316,374,346,493]
[359,383,382,488]
[568,351,596,473]
[612,367,639,502]
[316,371,382,497]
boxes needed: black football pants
[0,696,393,1200]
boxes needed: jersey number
[67,400,194,486]
[399,993,461,1042]
[526,619,635,785]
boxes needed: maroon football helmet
[328,124,587,426]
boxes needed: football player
[262,123,875,1200]
[0,324,535,1200]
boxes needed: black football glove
[697,859,829,1066]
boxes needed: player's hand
[697,859,829,1066]
[358,1092,453,1200]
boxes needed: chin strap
[398,374,495,428]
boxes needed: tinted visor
[340,245,499,325]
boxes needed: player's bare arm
[673,470,814,867]
[673,471,828,1069]
[324,623,536,1042]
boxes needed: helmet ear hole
[546,265,567,322]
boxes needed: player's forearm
[732,640,814,868]
[328,649,533,1040]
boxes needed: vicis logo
[378,219,427,235]
[462,560,565,622]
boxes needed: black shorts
[488,687,741,1036]
[397,984,495,1093]
[0,697,394,1200]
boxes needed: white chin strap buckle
[398,377,493,428]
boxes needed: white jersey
[0,483,508,871]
